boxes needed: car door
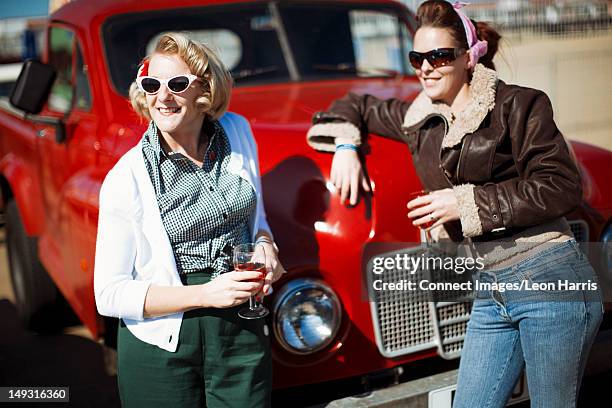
[36,24,99,322]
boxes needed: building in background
[49,0,72,14]
[401,0,611,35]
[0,0,51,95]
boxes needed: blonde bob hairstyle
[129,32,232,121]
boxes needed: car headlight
[601,224,612,273]
[272,278,342,355]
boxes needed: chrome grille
[369,220,589,361]
[376,302,434,354]
[569,220,589,242]
[367,245,473,359]
[437,301,471,321]
[368,246,437,358]
[429,265,472,359]
[434,302,471,359]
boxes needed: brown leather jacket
[307,64,582,244]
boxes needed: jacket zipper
[435,114,455,188]
[433,113,472,187]
[455,134,470,183]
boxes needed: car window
[48,26,74,113]
[102,1,414,95]
[147,29,242,71]
[74,42,92,111]
[350,11,405,76]
[276,2,410,80]
[103,3,289,95]
[401,22,415,75]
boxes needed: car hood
[230,77,422,130]
[110,77,423,158]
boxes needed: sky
[0,0,49,19]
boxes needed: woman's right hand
[330,149,370,206]
[200,271,264,308]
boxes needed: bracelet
[336,143,359,152]
[255,236,279,254]
[255,236,273,246]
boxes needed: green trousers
[117,272,272,408]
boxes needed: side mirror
[10,60,67,143]
[10,59,56,114]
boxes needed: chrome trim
[268,2,299,81]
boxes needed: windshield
[102,1,415,95]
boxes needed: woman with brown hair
[306,1,603,406]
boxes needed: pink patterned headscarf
[452,2,488,68]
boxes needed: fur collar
[402,64,498,149]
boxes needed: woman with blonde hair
[94,32,283,407]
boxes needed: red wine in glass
[233,244,269,319]
[235,262,266,281]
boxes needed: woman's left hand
[258,242,286,297]
[407,188,460,229]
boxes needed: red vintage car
[0,0,610,405]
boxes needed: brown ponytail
[474,21,501,70]
[416,0,501,70]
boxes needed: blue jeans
[453,240,603,408]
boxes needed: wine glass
[233,243,269,319]
[408,190,435,245]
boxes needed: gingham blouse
[141,120,256,276]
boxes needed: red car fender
[571,141,612,213]
[0,153,46,236]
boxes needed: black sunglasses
[408,48,467,70]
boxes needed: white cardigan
[94,112,271,352]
